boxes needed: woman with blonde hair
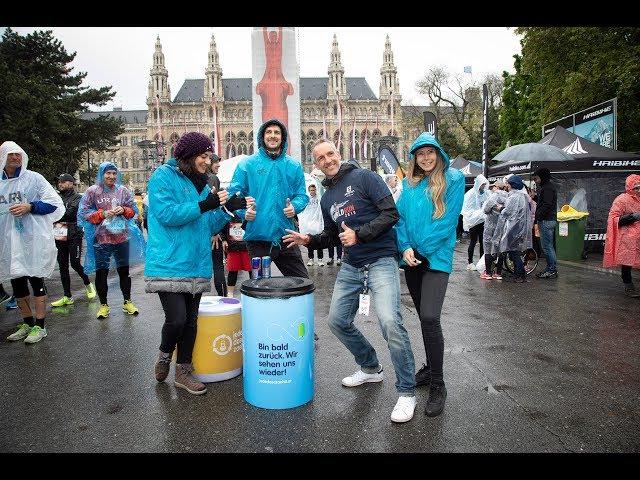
[395,133,465,417]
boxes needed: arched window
[354,142,360,160]
[307,130,316,141]
[238,143,247,155]
[237,131,248,143]
[300,130,306,144]
[170,132,180,143]
[372,129,382,140]
[209,107,213,119]
[226,144,236,158]
[249,143,254,154]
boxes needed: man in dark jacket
[283,139,417,424]
[533,168,558,278]
[50,173,96,306]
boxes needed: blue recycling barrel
[240,277,315,409]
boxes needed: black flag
[378,146,404,179]
[423,111,437,138]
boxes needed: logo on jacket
[330,200,354,222]
[345,185,354,198]
[0,191,25,205]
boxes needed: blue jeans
[327,256,416,395]
[539,220,557,272]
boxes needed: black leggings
[56,239,90,297]
[95,266,131,305]
[306,246,324,260]
[403,269,450,385]
[158,292,202,364]
[212,244,227,296]
[468,223,484,263]
[622,265,633,284]
[10,276,47,298]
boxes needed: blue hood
[96,161,122,188]
[257,119,289,158]
[408,133,450,168]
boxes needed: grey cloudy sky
[9,27,522,111]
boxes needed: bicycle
[502,248,539,276]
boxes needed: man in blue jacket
[227,119,309,278]
[283,139,417,423]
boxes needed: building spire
[327,34,346,99]
[148,36,170,104]
[205,33,223,99]
[379,34,400,101]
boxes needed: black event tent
[450,155,483,189]
[488,126,640,251]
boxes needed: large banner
[251,27,301,160]
[378,146,404,179]
[542,98,617,149]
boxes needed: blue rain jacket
[395,133,465,274]
[144,158,233,280]
[226,119,308,244]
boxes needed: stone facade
[82,33,414,191]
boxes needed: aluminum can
[261,256,272,278]
[251,257,262,279]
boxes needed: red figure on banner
[256,27,294,153]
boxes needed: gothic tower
[327,34,346,99]
[204,33,224,100]
[147,36,171,104]
[379,34,400,102]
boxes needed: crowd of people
[2,117,639,422]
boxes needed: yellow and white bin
[192,296,243,383]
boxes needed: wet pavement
[1,243,639,453]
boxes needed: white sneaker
[467,263,476,271]
[318,260,325,266]
[307,259,315,266]
[336,258,342,266]
[24,325,47,344]
[391,395,417,423]
[7,323,31,341]
[342,367,383,387]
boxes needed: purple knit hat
[174,132,213,160]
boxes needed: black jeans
[306,246,324,260]
[328,244,343,259]
[403,269,450,386]
[158,292,202,364]
[56,238,90,297]
[621,265,633,284]
[212,243,227,296]
[246,241,309,278]
[468,223,484,264]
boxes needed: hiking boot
[24,325,47,344]
[155,351,172,382]
[122,300,139,315]
[536,270,558,279]
[342,366,383,387]
[85,283,97,300]
[327,259,334,266]
[391,395,417,423]
[415,363,431,387]
[96,304,110,319]
[174,363,207,395]
[425,383,447,417]
[7,323,31,341]
[51,296,74,307]
[479,272,492,280]
[624,284,640,298]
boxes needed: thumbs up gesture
[339,221,358,247]
[246,202,257,221]
[283,197,296,218]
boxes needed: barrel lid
[240,276,315,299]
[198,296,242,315]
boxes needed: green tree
[500,27,640,151]
[0,28,123,181]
